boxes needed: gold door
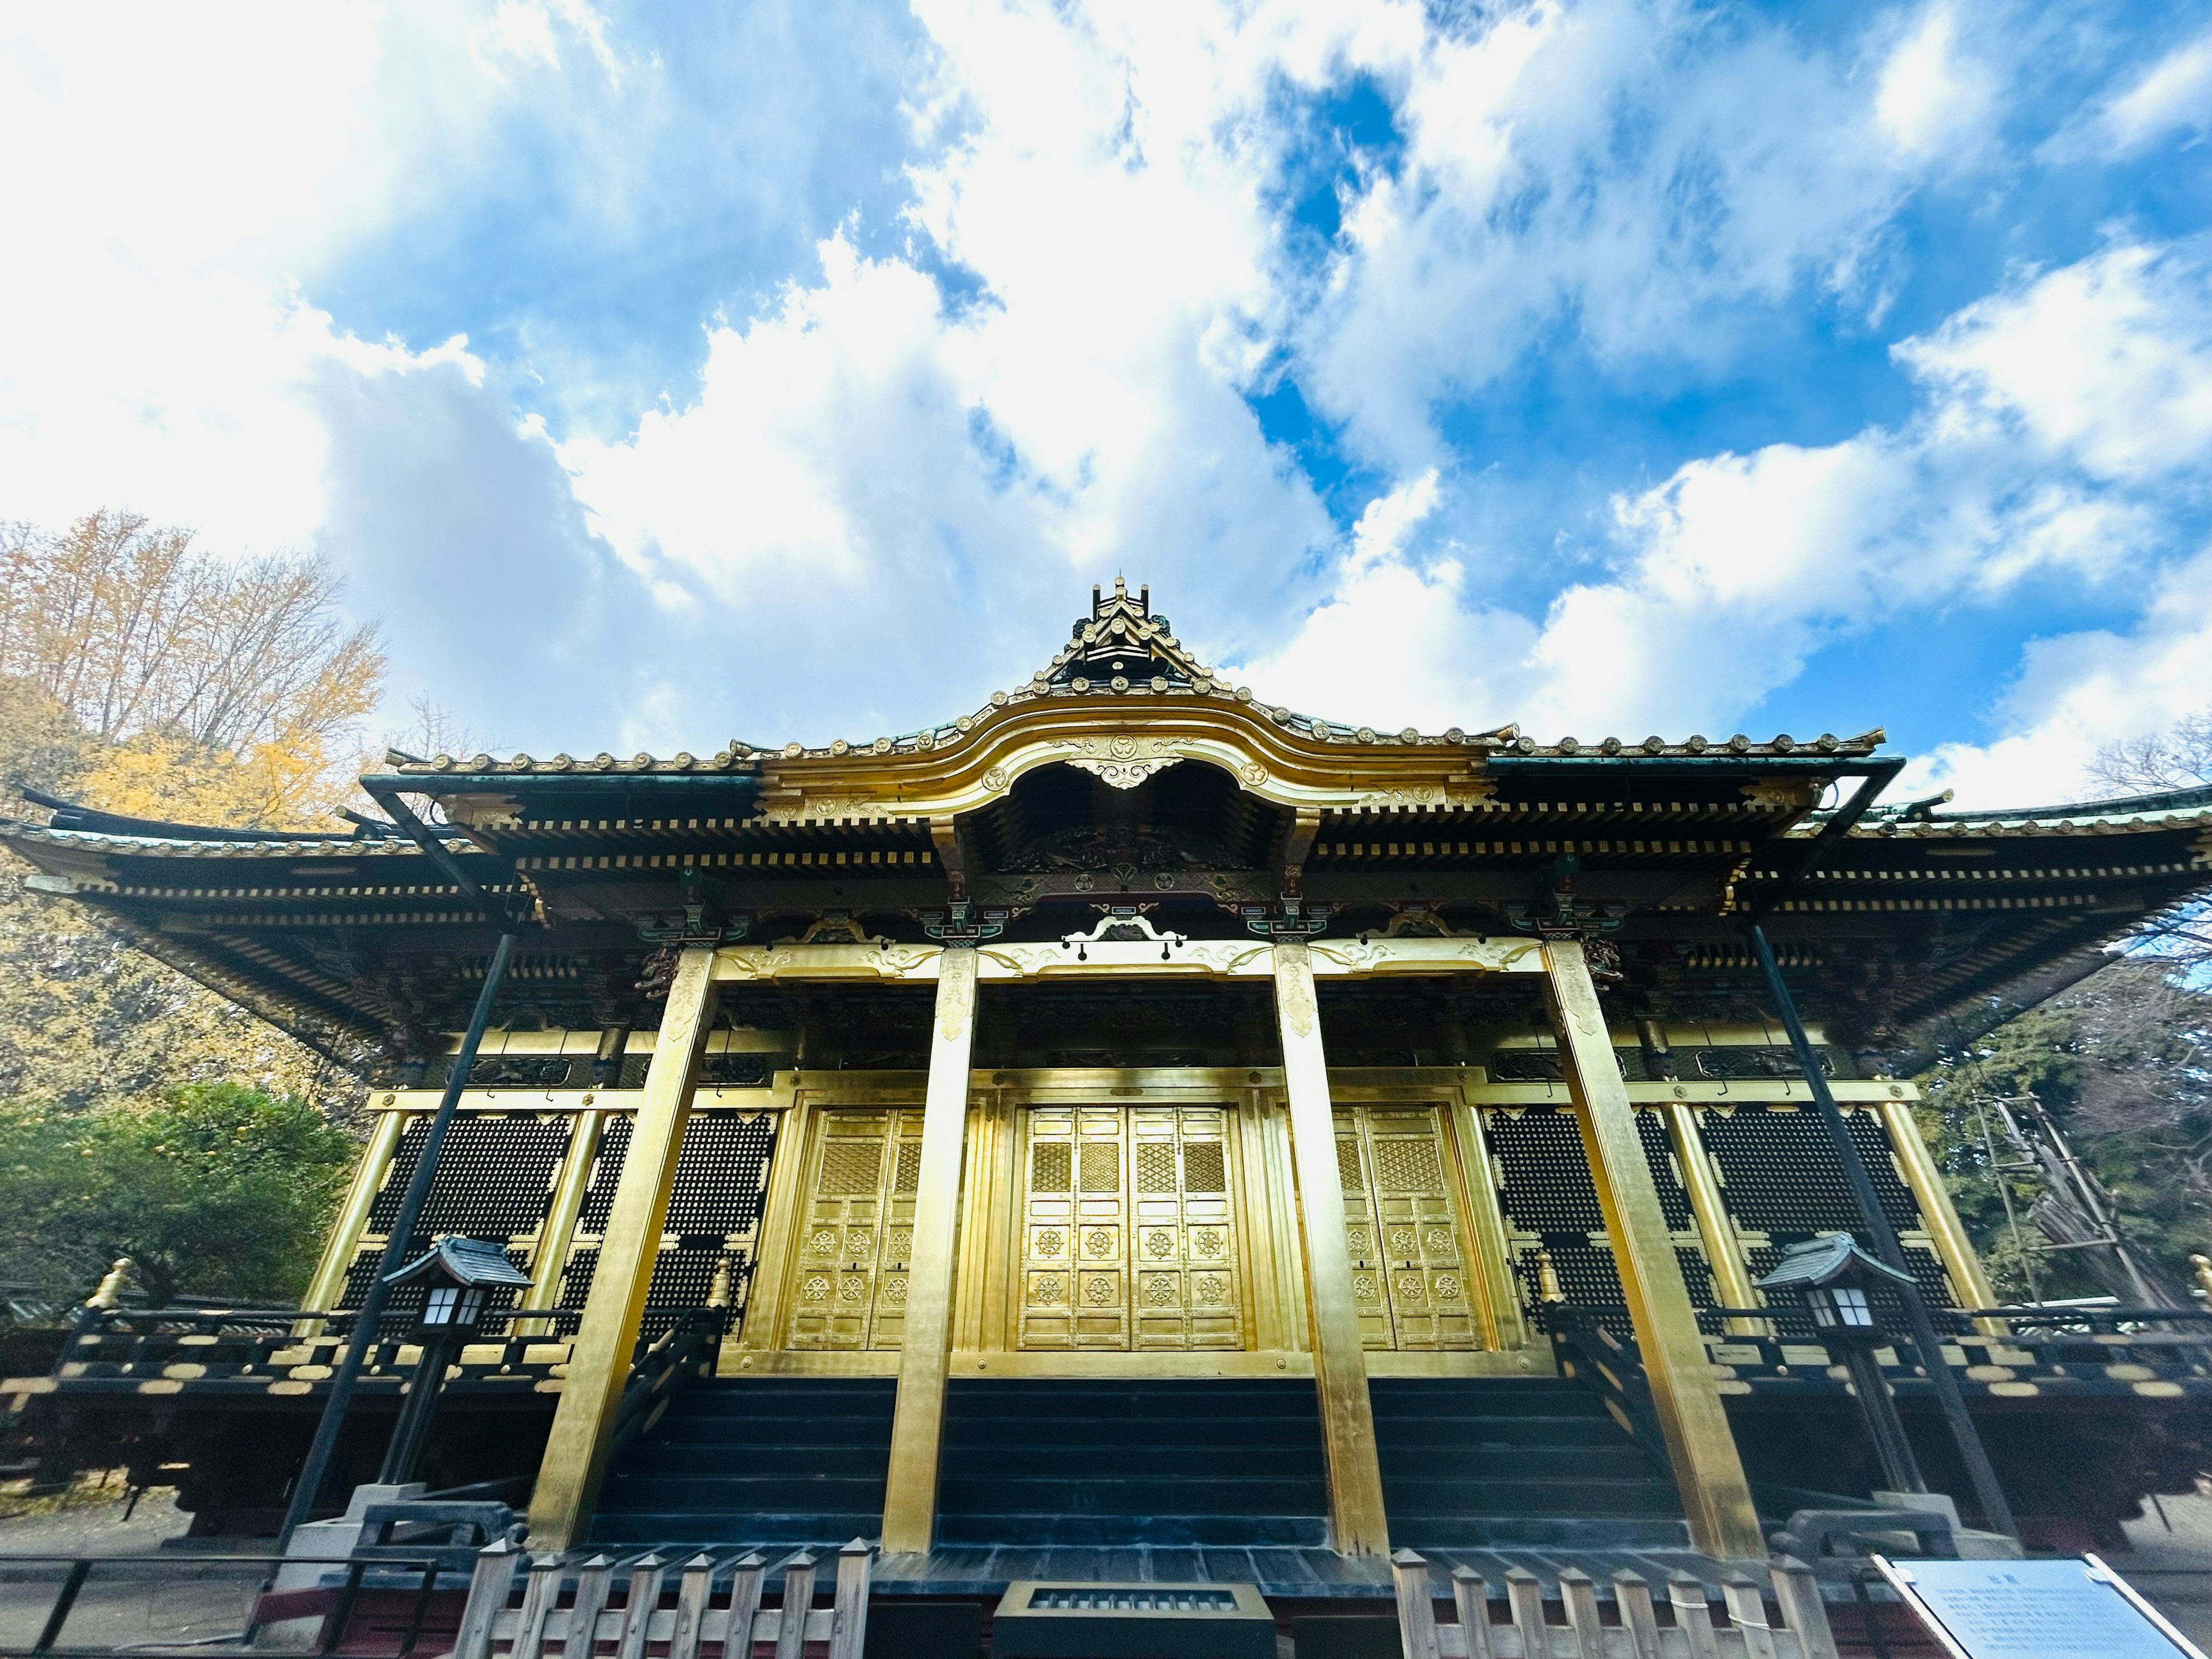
[785,1108,923,1350]
[1017,1105,1241,1351]
[1335,1107,1480,1350]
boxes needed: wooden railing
[13,1305,582,1402]
[605,1308,728,1466]
[1389,1551,1840,1659]
[452,1539,874,1659]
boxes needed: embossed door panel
[785,1108,923,1350]
[1018,1105,1241,1351]
[1131,1107,1240,1350]
[1336,1107,1479,1350]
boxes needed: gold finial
[1535,1248,1565,1304]
[2192,1255,2212,1302]
[87,1257,136,1310]
[706,1257,733,1309]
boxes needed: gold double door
[778,1094,1494,1357]
[1335,1107,1482,1350]
[1015,1105,1241,1351]
[785,1108,924,1350]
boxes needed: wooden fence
[1391,1550,1840,1659]
[452,1539,873,1659]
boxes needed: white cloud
[1910,547,2212,805]
[2069,32,2212,159]
[1305,0,1942,467]
[1876,6,1996,161]
[1236,236,2212,796]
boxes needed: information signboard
[1874,1555,2206,1659]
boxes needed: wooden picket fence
[450,1539,873,1659]
[1390,1551,1841,1659]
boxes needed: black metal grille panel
[1483,1105,1710,1319]
[1484,1107,1624,1314]
[562,1109,779,1341]
[339,1115,573,1314]
[365,1116,573,1248]
[1698,1103,1951,1335]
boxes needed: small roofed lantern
[383,1237,531,1339]
[375,1238,531,1486]
[1758,1232,1930,1497]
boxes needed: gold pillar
[881,946,978,1553]
[1541,938,1763,1560]
[1449,1098,1527,1353]
[527,948,718,1550]
[1662,1104,1764,1337]
[1272,941,1390,1556]
[514,1107,610,1336]
[298,1108,410,1330]
[1878,1097,2002,1332]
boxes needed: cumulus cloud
[1240,235,2212,800]
[4,0,2203,798]
[1874,6,1997,162]
[1304,0,1938,467]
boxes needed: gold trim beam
[1273,941,1390,1556]
[298,1109,410,1330]
[514,1107,615,1336]
[1543,938,1763,1559]
[711,936,1547,984]
[527,948,719,1550]
[1662,1104,1763,1338]
[1878,1098,2004,1334]
[880,945,979,1553]
[371,1076,1922,1115]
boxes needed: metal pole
[275,929,520,1548]
[1746,922,2018,1537]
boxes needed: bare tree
[2090,710,2212,796]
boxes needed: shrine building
[6,580,2212,1596]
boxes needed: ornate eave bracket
[918,901,1009,945]
[1242,899,1332,939]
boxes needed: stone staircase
[585,1373,1684,1552]
[1371,1377,1688,1548]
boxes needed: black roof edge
[358,770,766,795]
[1480,754,1878,775]
[1864,781,2212,824]
[17,786,373,844]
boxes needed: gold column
[1541,938,1763,1559]
[527,948,718,1550]
[1662,1104,1764,1338]
[513,1107,611,1337]
[1878,1097,2002,1332]
[1273,941,1390,1556]
[298,1108,410,1330]
[1449,1097,1526,1353]
[881,946,978,1553]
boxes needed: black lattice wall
[1697,1103,1952,1337]
[338,1107,779,1341]
[340,1116,572,1315]
[561,1109,779,1342]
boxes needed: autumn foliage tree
[0,511,384,828]
[0,511,388,1305]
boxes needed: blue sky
[3,1,2210,805]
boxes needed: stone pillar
[527,948,718,1550]
[1542,938,1763,1559]
[1272,941,1390,1556]
[881,946,978,1553]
